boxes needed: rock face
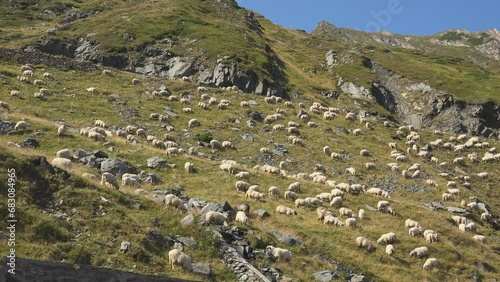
[0,257,197,282]
[363,58,500,137]
[100,158,137,175]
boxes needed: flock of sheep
[3,63,499,277]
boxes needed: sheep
[235,171,250,180]
[246,190,265,200]
[184,162,194,173]
[131,78,141,85]
[441,193,454,201]
[352,128,362,136]
[405,219,420,229]
[295,198,311,208]
[188,118,200,128]
[235,181,250,192]
[385,244,395,255]
[339,207,354,218]
[465,222,477,232]
[51,157,72,169]
[56,149,71,159]
[205,211,227,225]
[275,205,297,216]
[10,90,20,97]
[22,70,33,76]
[345,167,356,176]
[235,211,249,225]
[101,172,119,190]
[377,232,397,245]
[166,147,181,156]
[317,207,334,221]
[480,213,492,222]
[359,149,370,156]
[357,209,366,220]
[266,246,291,262]
[345,217,357,228]
[409,246,429,258]
[355,237,376,252]
[422,258,438,270]
[409,227,423,237]
[288,182,301,193]
[33,79,45,86]
[268,186,280,197]
[477,172,488,179]
[330,188,344,197]
[316,192,333,202]
[323,215,344,226]
[426,179,438,187]
[168,249,193,271]
[378,201,391,211]
[329,196,343,208]
[284,191,298,201]
[14,121,29,131]
[247,185,259,192]
[220,162,236,174]
[472,235,487,244]
[122,177,140,187]
[459,223,466,232]
[305,197,322,207]
[452,216,467,225]
[424,231,439,243]
[447,188,460,196]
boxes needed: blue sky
[235,0,500,36]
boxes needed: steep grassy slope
[1,60,499,281]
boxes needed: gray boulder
[100,158,137,175]
[0,121,14,134]
[180,214,195,226]
[147,157,168,169]
[314,270,338,282]
[271,230,305,247]
[192,263,211,277]
[253,209,270,219]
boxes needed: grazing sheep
[268,186,280,197]
[360,149,370,156]
[101,172,119,190]
[295,198,311,208]
[329,196,343,208]
[378,201,391,211]
[356,237,376,252]
[284,190,298,201]
[405,219,420,229]
[465,222,477,232]
[339,207,354,218]
[184,162,194,173]
[316,192,333,202]
[10,90,20,97]
[220,162,236,174]
[386,244,395,255]
[51,157,72,169]
[409,227,423,237]
[132,78,141,85]
[452,216,467,225]
[235,181,250,192]
[424,231,439,243]
[266,246,291,262]
[275,205,297,216]
[166,147,181,156]
[422,258,438,270]
[0,101,10,110]
[168,249,193,271]
[14,121,29,131]
[205,211,227,225]
[57,124,67,137]
[426,179,438,187]
[323,215,343,226]
[56,149,71,159]
[122,177,140,187]
[377,232,397,244]
[235,211,249,225]
[188,118,200,128]
[235,171,250,180]
[480,213,492,222]
[409,246,429,258]
[472,235,486,244]
[345,167,356,176]
[345,217,357,228]
[442,193,454,201]
[358,209,366,220]
[246,190,265,200]
[288,182,301,193]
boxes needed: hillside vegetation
[0,1,499,282]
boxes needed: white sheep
[405,219,420,229]
[288,182,301,193]
[377,232,397,244]
[235,171,250,180]
[122,177,140,187]
[235,211,249,225]
[295,198,311,208]
[14,121,29,131]
[246,190,265,200]
[188,118,200,128]
[355,237,376,252]
[377,201,390,211]
[316,192,333,202]
[275,205,297,216]
[284,190,298,201]
[480,213,492,222]
[266,246,291,262]
[101,172,119,190]
[57,124,67,137]
[386,244,395,255]
[0,101,10,110]
[345,167,356,176]
[323,215,343,226]
[441,193,454,201]
[184,162,194,173]
[424,231,439,243]
[345,217,357,228]
[268,186,280,197]
[235,181,250,192]
[339,207,354,217]
[168,249,193,271]
[409,246,429,258]
[51,157,72,169]
[329,196,343,208]
[409,227,423,237]
[205,211,227,225]
[472,235,486,244]
[422,258,438,270]
[360,149,370,156]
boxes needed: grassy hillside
[1,60,499,281]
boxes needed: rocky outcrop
[363,57,500,137]
[0,257,198,282]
